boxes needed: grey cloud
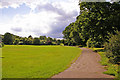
[36,3,78,19]
[11,27,22,32]
[57,10,78,21]
[33,3,79,38]
[1,2,10,7]
[37,3,66,16]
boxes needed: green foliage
[2,45,81,78]
[3,32,14,45]
[2,42,4,47]
[2,32,65,45]
[13,38,20,45]
[0,42,1,47]
[63,2,120,47]
[39,36,47,40]
[62,22,85,46]
[33,38,40,45]
[91,48,119,78]
[56,40,61,45]
[46,41,53,45]
[86,38,102,48]
[47,37,53,42]
[103,64,118,77]
[104,31,120,64]
[60,43,64,46]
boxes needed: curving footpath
[52,48,114,79]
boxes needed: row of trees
[63,2,120,47]
[1,32,64,45]
[63,2,120,64]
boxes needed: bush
[2,42,4,47]
[104,31,120,64]
[60,43,64,46]
[0,42,4,47]
[46,41,53,45]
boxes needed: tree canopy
[2,32,64,45]
[63,2,120,47]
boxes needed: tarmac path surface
[52,48,114,78]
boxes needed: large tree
[3,32,14,45]
[63,2,120,47]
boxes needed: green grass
[90,48,119,78]
[0,48,2,79]
[2,45,81,78]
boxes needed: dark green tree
[33,38,40,45]
[40,36,47,40]
[47,37,53,41]
[63,2,120,47]
[3,32,14,45]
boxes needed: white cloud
[2,11,60,37]
[0,0,80,38]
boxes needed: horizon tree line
[1,32,65,46]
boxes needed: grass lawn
[90,48,119,78]
[2,45,81,78]
[0,48,2,79]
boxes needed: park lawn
[2,45,81,78]
[90,48,119,78]
[0,48,2,79]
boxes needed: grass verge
[90,48,119,78]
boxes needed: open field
[2,45,81,78]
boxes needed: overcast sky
[0,0,80,38]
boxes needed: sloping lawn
[2,45,81,78]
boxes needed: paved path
[52,48,114,78]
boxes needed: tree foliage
[3,32,14,45]
[104,31,120,64]
[63,2,120,47]
[2,32,64,45]
[33,38,40,45]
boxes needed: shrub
[0,42,4,47]
[46,41,53,45]
[60,43,64,46]
[2,42,4,47]
[104,31,120,64]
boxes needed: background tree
[3,32,14,45]
[33,38,40,45]
[27,35,33,45]
[13,38,20,45]
[40,36,47,40]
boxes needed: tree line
[62,2,120,64]
[63,2,120,47]
[0,32,65,46]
